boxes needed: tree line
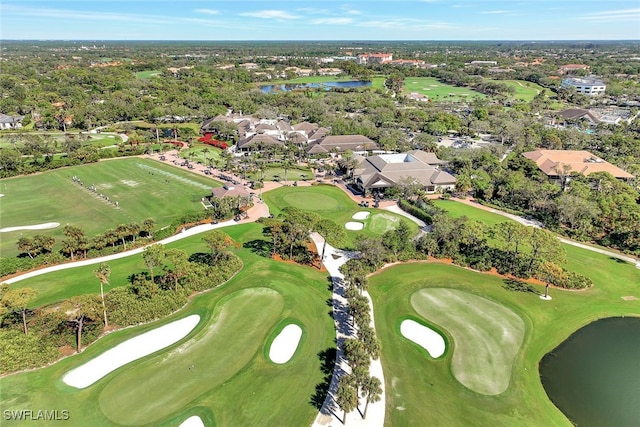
[0,230,240,374]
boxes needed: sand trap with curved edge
[0,222,60,232]
[352,211,370,220]
[401,319,446,358]
[345,221,364,231]
[179,415,205,427]
[63,315,200,388]
[269,324,302,364]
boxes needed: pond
[539,317,640,427]
[260,80,371,93]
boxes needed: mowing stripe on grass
[136,163,212,190]
[411,288,525,395]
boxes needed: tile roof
[522,149,634,179]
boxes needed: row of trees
[0,230,241,374]
[335,263,382,424]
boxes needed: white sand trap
[179,416,205,427]
[345,221,364,231]
[401,319,446,358]
[352,211,370,220]
[0,222,60,233]
[63,314,200,388]
[0,193,4,197]
[269,324,302,364]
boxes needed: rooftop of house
[354,150,455,189]
[522,149,634,179]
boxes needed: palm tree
[336,376,358,425]
[360,376,382,419]
[93,263,111,328]
[201,147,210,165]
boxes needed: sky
[1,1,639,41]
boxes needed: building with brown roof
[353,150,455,194]
[522,150,634,181]
[307,135,378,155]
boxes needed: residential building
[0,114,24,130]
[353,150,456,194]
[357,53,393,65]
[522,150,634,181]
[561,77,606,96]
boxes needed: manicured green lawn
[249,166,314,183]
[0,223,335,426]
[411,288,525,395]
[0,158,221,258]
[134,70,162,79]
[403,77,485,100]
[261,184,419,248]
[369,259,640,426]
[498,79,547,102]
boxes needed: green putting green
[368,213,400,234]
[281,190,341,211]
[99,288,284,425]
[411,288,525,395]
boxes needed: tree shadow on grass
[503,278,540,295]
[243,239,272,258]
[309,347,337,411]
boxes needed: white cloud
[0,4,169,24]
[480,10,511,14]
[358,18,456,31]
[296,7,331,15]
[311,18,354,25]
[194,9,220,16]
[239,10,299,20]
[579,8,640,22]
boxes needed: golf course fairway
[99,287,284,425]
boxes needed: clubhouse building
[353,150,456,195]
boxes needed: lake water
[539,317,640,427]
[260,80,371,93]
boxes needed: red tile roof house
[353,150,456,195]
[522,149,634,183]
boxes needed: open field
[134,70,162,79]
[0,223,335,426]
[0,158,221,258]
[403,77,485,100]
[261,184,419,247]
[369,259,640,426]
[498,79,547,102]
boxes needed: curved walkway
[453,197,640,268]
[3,203,269,285]
[309,233,386,427]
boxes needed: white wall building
[561,77,606,96]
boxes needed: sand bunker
[401,319,446,358]
[269,324,302,364]
[63,315,200,388]
[352,211,370,220]
[179,416,205,427]
[0,194,4,197]
[0,222,60,233]
[345,221,364,231]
